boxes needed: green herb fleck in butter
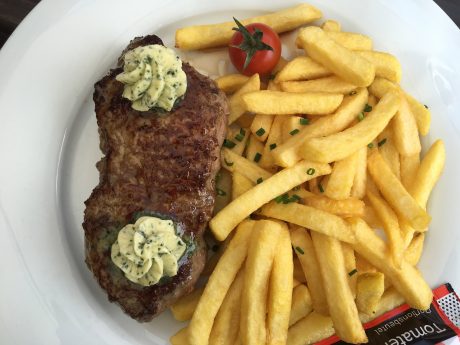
[111,216,186,286]
[116,45,187,112]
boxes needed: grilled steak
[83,35,228,322]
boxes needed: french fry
[237,113,255,128]
[289,284,313,326]
[392,94,421,156]
[405,233,425,266]
[251,114,274,142]
[282,116,304,143]
[324,151,358,200]
[300,90,400,163]
[356,50,401,83]
[209,269,245,345]
[232,171,254,200]
[260,116,285,169]
[368,77,398,98]
[211,160,330,240]
[293,278,302,288]
[348,217,433,310]
[342,243,357,298]
[355,253,377,274]
[296,27,375,87]
[215,74,249,93]
[311,232,367,344]
[170,327,189,345]
[228,74,260,124]
[351,147,367,199]
[268,227,293,345]
[242,90,344,115]
[366,190,404,267]
[275,56,331,82]
[272,88,368,167]
[367,94,378,108]
[326,31,373,51]
[400,153,420,190]
[293,258,307,283]
[290,227,329,315]
[262,201,355,243]
[170,287,204,321]
[359,288,405,323]
[226,125,250,156]
[240,220,284,345]
[188,220,254,345]
[272,56,289,75]
[213,168,233,215]
[356,272,385,316]
[378,126,401,179]
[175,4,322,50]
[321,19,341,32]
[287,312,335,345]
[362,204,383,229]
[302,194,365,218]
[221,148,273,183]
[367,150,431,230]
[280,76,357,94]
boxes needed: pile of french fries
[170,4,446,345]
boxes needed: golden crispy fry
[368,76,398,98]
[362,204,383,229]
[300,90,400,163]
[260,116,285,170]
[367,150,431,230]
[226,125,250,156]
[303,194,365,218]
[282,116,304,143]
[287,312,334,345]
[293,258,307,283]
[211,160,331,240]
[170,327,189,345]
[245,134,265,167]
[311,232,367,344]
[215,74,249,93]
[242,90,344,115]
[359,288,405,323]
[348,217,433,310]
[209,269,245,345]
[342,243,357,298]
[378,125,401,179]
[355,253,377,274]
[251,114,274,142]
[275,56,331,82]
[289,284,313,326]
[262,201,355,243]
[293,278,302,288]
[170,287,204,321]
[228,74,260,124]
[356,272,385,318]
[366,190,404,267]
[325,151,358,200]
[400,153,420,190]
[290,227,329,315]
[296,27,375,86]
[188,221,254,345]
[321,19,341,32]
[232,171,254,200]
[221,148,273,183]
[351,147,368,199]
[237,113,255,128]
[356,50,401,83]
[326,31,373,50]
[280,76,357,94]
[392,94,421,156]
[268,227,293,345]
[272,88,368,167]
[176,4,322,50]
[367,94,378,107]
[405,233,425,266]
[213,168,232,215]
[240,220,284,345]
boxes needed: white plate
[0,0,459,344]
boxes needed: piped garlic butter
[116,44,187,112]
[111,216,186,286]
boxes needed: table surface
[0,0,459,49]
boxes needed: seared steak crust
[83,35,228,322]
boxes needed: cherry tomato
[228,19,281,76]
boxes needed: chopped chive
[300,118,309,125]
[224,158,234,166]
[306,168,316,175]
[368,143,374,149]
[257,177,263,184]
[349,90,357,96]
[275,193,289,204]
[254,152,262,162]
[378,138,387,147]
[240,128,246,136]
[234,133,244,142]
[290,194,301,202]
[424,104,429,109]
[348,269,358,277]
[216,188,226,196]
[318,183,324,193]
[223,139,236,148]
[255,128,266,136]
[269,143,277,150]
[364,104,373,112]
[295,246,305,255]
[290,129,300,136]
[357,112,365,121]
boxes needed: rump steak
[83,35,228,321]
